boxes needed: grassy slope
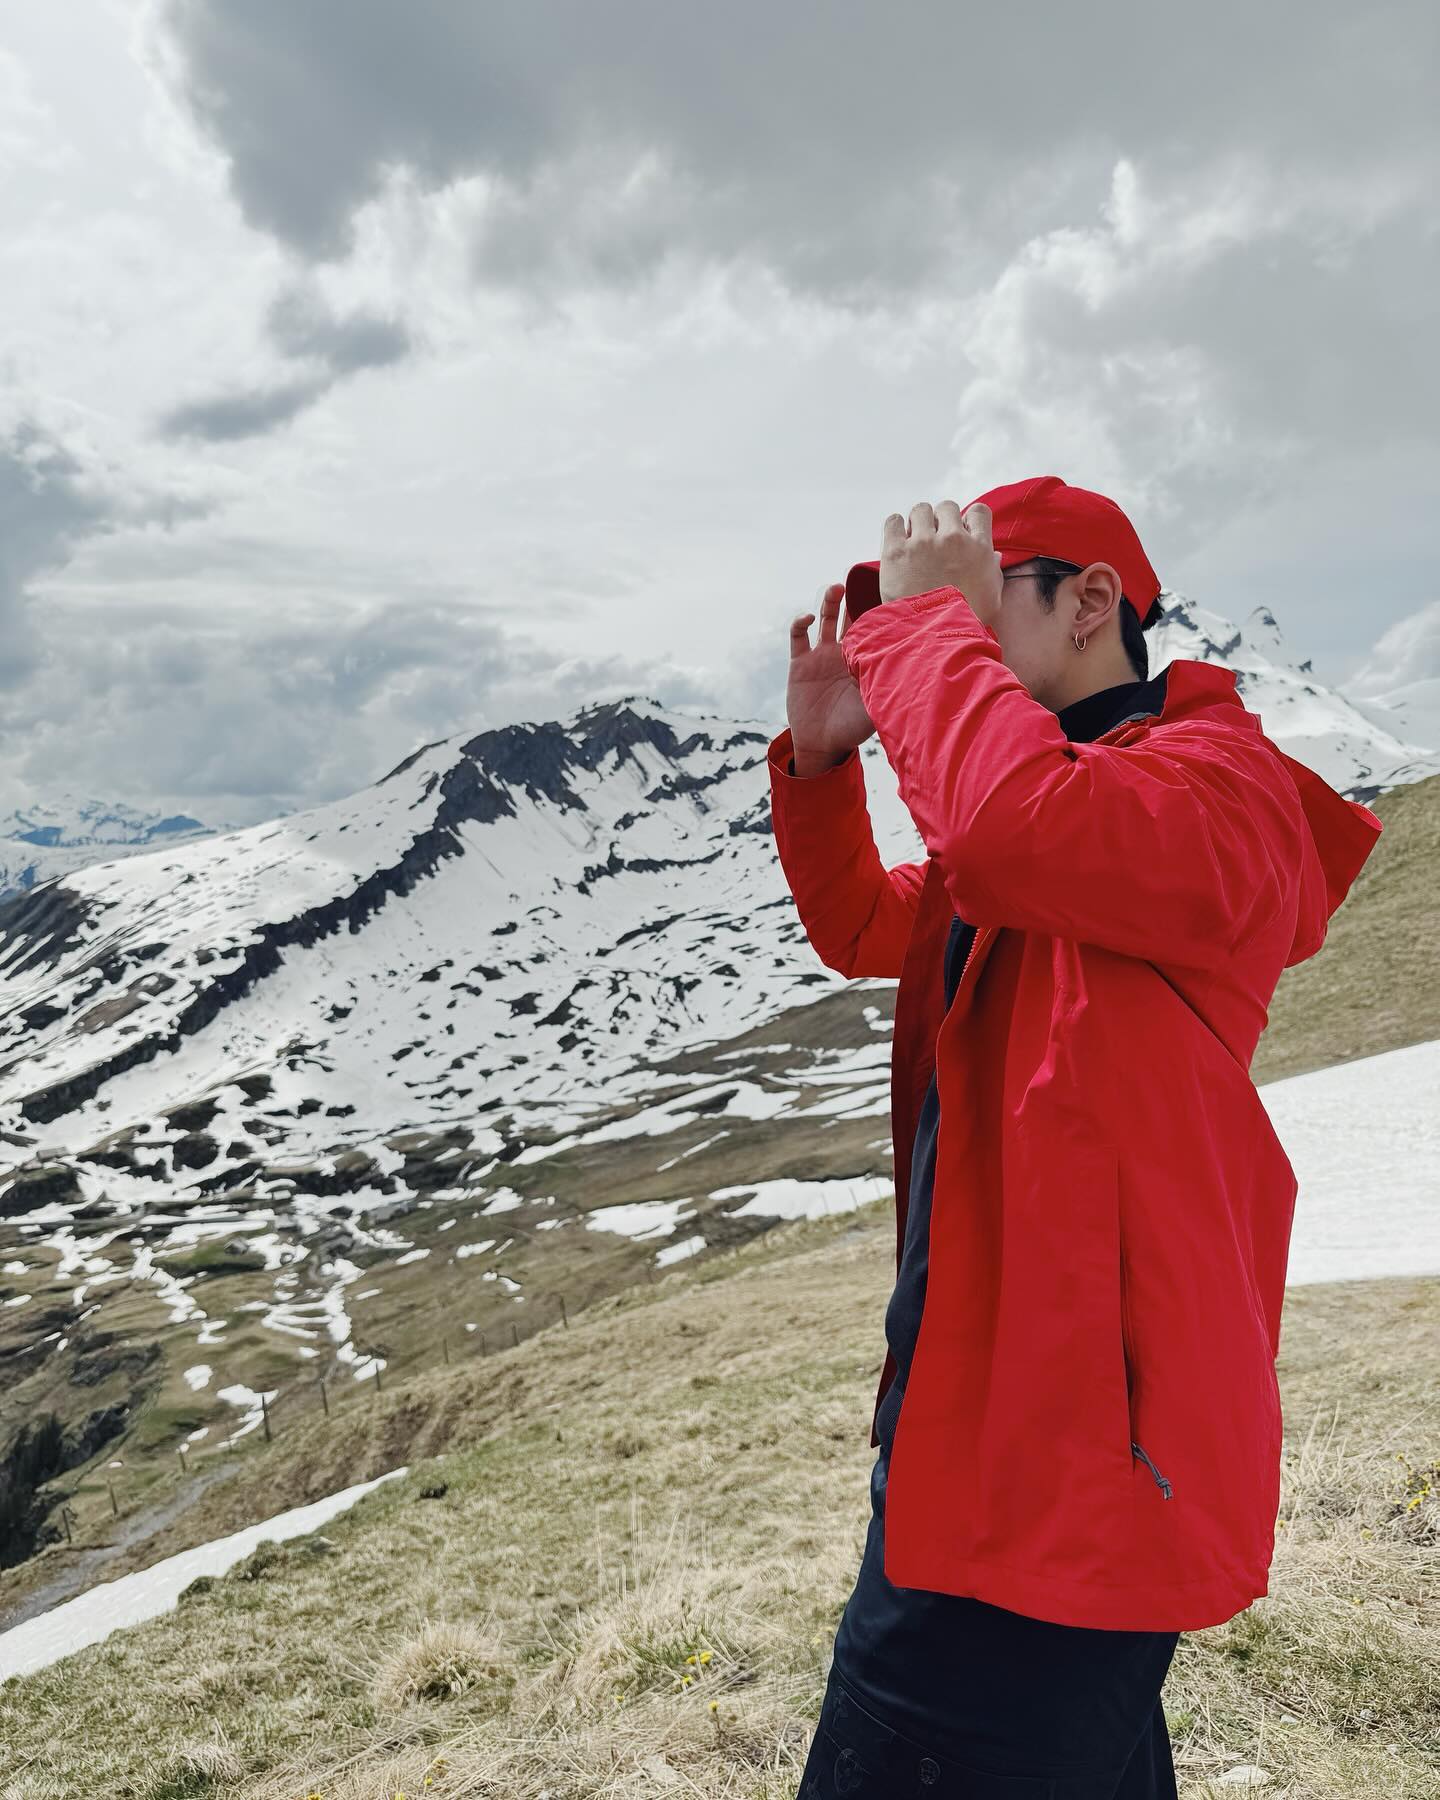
[0,1200,1436,1800]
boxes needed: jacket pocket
[1121,1244,1175,1499]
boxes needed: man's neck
[1046,652,1139,714]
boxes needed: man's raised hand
[879,500,1004,632]
[786,582,876,770]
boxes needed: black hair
[1022,557,1164,682]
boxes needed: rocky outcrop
[0,1163,81,1217]
[0,1402,129,1567]
[10,714,714,1126]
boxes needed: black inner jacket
[828,664,1178,1747]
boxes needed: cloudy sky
[2,0,1436,827]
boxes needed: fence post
[178,1444,190,1476]
[374,1358,384,1393]
[319,1376,329,1417]
[511,1322,519,1348]
[260,1391,272,1443]
[61,1505,73,1545]
[480,1331,488,1356]
[106,1477,119,1519]
[559,1294,569,1329]
[442,1337,450,1366]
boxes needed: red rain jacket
[768,583,1383,1630]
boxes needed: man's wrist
[789,745,852,778]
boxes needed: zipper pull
[1131,1441,1174,1498]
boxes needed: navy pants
[796,1637,1179,1799]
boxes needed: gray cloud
[151,0,1436,291]
[156,372,332,442]
[3,580,709,822]
[144,0,1440,559]
[0,416,129,690]
[154,282,415,442]
[0,403,684,816]
[263,284,413,373]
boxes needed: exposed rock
[164,1098,221,1133]
[0,1163,81,1217]
[69,1333,162,1390]
[171,1132,220,1171]
[0,1401,129,1566]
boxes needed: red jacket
[768,583,1383,1630]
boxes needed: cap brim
[843,561,883,620]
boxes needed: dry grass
[0,1207,1435,1798]
[369,1619,509,1710]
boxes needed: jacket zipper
[1131,1440,1173,1498]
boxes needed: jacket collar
[1056,666,1171,742]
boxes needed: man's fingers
[882,512,908,551]
[817,581,842,644]
[962,500,993,546]
[936,499,964,531]
[909,500,936,535]
[791,585,843,657]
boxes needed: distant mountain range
[0,797,234,904]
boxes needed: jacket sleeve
[767,726,927,978]
[838,586,1299,971]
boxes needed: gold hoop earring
[1073,632,1087,651]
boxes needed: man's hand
[879,499,1003,633]
[786,582,876,767]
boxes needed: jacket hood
[1156,659,1384,968]
[1269,741,1384,967]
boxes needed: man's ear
[1073,563,1125,632]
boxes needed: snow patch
[0,1468,409,1681]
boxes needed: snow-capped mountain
[0,697,904,1160]
[0,694,913,1499]
[0,796,229,905]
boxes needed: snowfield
[0,1468,409,1683]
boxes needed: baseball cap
[843,475,1163,626]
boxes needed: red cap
[844,475,1163,626]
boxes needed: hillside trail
[0,1458,242,1632]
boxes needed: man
[768,476,1384,1797]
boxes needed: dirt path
[0,1460,242,1632]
